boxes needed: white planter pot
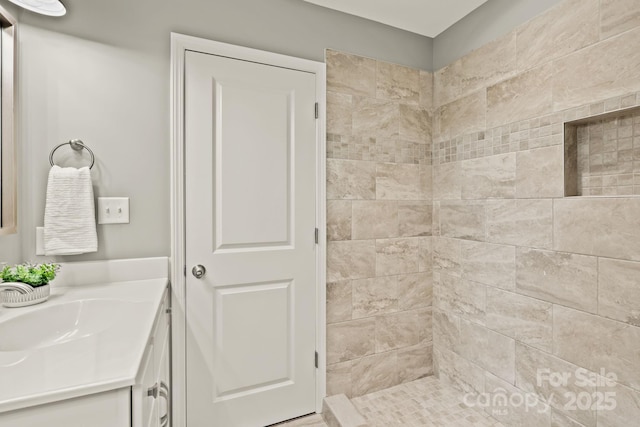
[1,283,50,308]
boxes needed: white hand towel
[44,165,98,255]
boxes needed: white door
[184,50,318,427]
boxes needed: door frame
[170,33,326,427]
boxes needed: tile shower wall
[577,110,640,196]
[431,0,640,426]
[325,49,433,397]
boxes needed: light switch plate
[97,197,130,224]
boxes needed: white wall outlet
[97,197,130,224]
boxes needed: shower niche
[564,106,640,196]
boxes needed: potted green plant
[0,262,60,307]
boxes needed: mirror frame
[0,4,15,236]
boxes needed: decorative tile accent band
[433,91,640,165]
[327,134,432,165]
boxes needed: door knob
[192,265,206,279]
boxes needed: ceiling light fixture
[6,0,66,17]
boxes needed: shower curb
[322,394,368,427]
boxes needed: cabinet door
[132,343,157,427]
[158,335,171,427]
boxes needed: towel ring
[49,139,95,169]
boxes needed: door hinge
[314,351,319,368]
[314,228,319,244]
[314,102,319,119]
[183,265,186,277]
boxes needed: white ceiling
[303,0,488,38]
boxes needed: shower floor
[352,377,504,427]
[278,376,504,427]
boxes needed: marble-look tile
[420,165,432,200]
[418,236,433,273]
[352,276,397,319]
[351,201,398,240]
[436,90,487,141]
[458,319,515,384]
[554,198,640,261]
[353,376,504,426]
[419,70,433,109]
[516,146,564,198]
[433,162,461,200]
[486,199,553,249]
[516,0,599,72]
[434,347,485,395]
[459,30,517,98]
[461,241,516,290]
[432,202,440,236]
[433,309,460,353]
[352,97,399,139]
[484,373,552,427]
[597,381,640,427]
[326,49,376,97]
[327,240,375,282]
[515,343,597,427]
[398,201,432,237]
[397,272,432,310]
[601,0,640,39]
[462,153,516,199]
[375,60,420,103]
[440,200,486,241]
[375,237,421,276]
[553,27,640,111]
[376,163,429,200]
[484,329,516,385]
[434,60,462,109]
[327,318,376,364]
[327,159,376,200]
[327,280,352,324]
[516,248,598,313]
[433,237,462,277]
[397,343,433,383]
[551,411,587,427]
[435,274,486,325]
[375,310,422,352]
[399,104,431,143]
[327,200,351,241]
[417,307,433,344]
[326,361,352,398]
[553,305,640,390]
[457,319,488,365]
[351,351,398,396]
[487,63,553,128]
[486,287,553,352]
[326,91,353,135]
[598,258,640,326]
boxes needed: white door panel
[185,50,317,427]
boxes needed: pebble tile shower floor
[277,376,504,427]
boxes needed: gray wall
[6,0,432,263]
[433,0,563,70]
[0,0,564,263]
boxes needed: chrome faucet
[0,282,35,294]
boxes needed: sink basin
[0,299,138,351]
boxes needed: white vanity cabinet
[133,288,171,427]
[0,287,171,427]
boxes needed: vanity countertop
[0,278,168,414]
